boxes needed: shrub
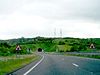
[58,41,65,45]
[70,45,79,52]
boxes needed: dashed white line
[23,55,44,75]
[72,63,94,74]
[72,63,79,67]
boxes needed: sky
[0,0,100,39]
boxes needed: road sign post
[16,45,21,57]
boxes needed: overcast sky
[0,0,100,39]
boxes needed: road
[11,53,100,75]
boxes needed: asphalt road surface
[11,53,100,75]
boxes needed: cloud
[50,20,100,38]
[17,0,100,21]
[0,0,100,39]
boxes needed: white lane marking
[72,63,94,74]
[23,56,44,75]
[72,63,79,67]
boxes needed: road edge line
[23,55,44,75]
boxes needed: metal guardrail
[65,52,100,55]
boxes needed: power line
[60,28,62,37]
[54,28,56,37]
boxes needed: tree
[58,41,65,45]
[70,45,79,52]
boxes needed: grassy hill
[0,37,100,56]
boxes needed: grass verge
[0,54,39,75]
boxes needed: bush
[58,41,65,45]
[0,42,11,48]
[78,44,87,51]
[70,45,79,52]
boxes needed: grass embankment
[65,53,100,59]
[0,54,39,75]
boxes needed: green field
[0,54,39,75]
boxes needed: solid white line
[23,55,44,75]
[72,63,79,67]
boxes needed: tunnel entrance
[38,48,42,52]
